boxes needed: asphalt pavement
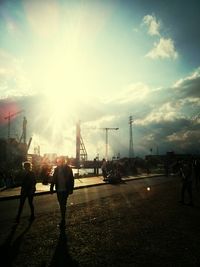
[0,174,200,267]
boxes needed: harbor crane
[19,116,27,144]
[4,109,24,139]
[76,121,88,168]
[76,121,119,164]
[129,116,134,158]
[81,125,119,160]
[100,127,119,160]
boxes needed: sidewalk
[0,173,163,201]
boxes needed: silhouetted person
[93,158,97,175]
[164,159,170,177]
[101,158,107,181]
[194,159,200,189]
[96,156,99,175]
[145,159,150,175]
[50,156,74,229]
[15,161,36,223]
[40,164,50,185]
[179,160,194,206]
[107,161,122,184]
[0,164,6,187]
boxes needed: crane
[76,121,88,168]
[100,127,119,160]
[19,116,27,144]
[4,109,24,139]
[129,116,134,158]
[82,126,119,160]
[77,122,119,162]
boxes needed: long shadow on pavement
[0,221,33,266]
[49,228,79,267]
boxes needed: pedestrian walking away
[50,156,74,229]
[179,159,194,206]
[101,158,107,181]
[15,161,36,223]
[194,159,200,189]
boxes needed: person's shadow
[0,221,33,266]
[49,229,79,267]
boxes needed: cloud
[142,14,178,60]
[146,38,178,60]
[173,67,200,98]
[79,68,200,156]
[1,67,200,158]
[135,102,180,125]
[167,131,193,142]
[142,15,160,36]
[0,50,34,99]
[104,82,150,104]
[166,130,200,152]
[133,69,200,127]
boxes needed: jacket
[21,170,36,195]
[50,164,74,194]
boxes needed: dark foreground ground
[0,176,200,267]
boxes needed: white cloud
[0,49,34,99]
[142,14,178,61]
[135,102,180,125]
[167,131,189,142]
[167,130,200,146]
[85,115,118,127]
[105,82,150,104]
[173,67,200,88]
[146,38,178,60]
[172,68,200,105]
[142,15,160,36]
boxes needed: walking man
[50,156,74,229]
[15,161,36,223]
[179,160,194,206]
[101,158,107,181]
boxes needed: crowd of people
[101,158,123,183]
[100,156,200,204]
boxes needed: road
[0,175,200,267]
[0,175,173,226]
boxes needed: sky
[0,0,200,160]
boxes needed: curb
[0,174,164,201]
[0,186,7,192]
[0,182,108,201]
